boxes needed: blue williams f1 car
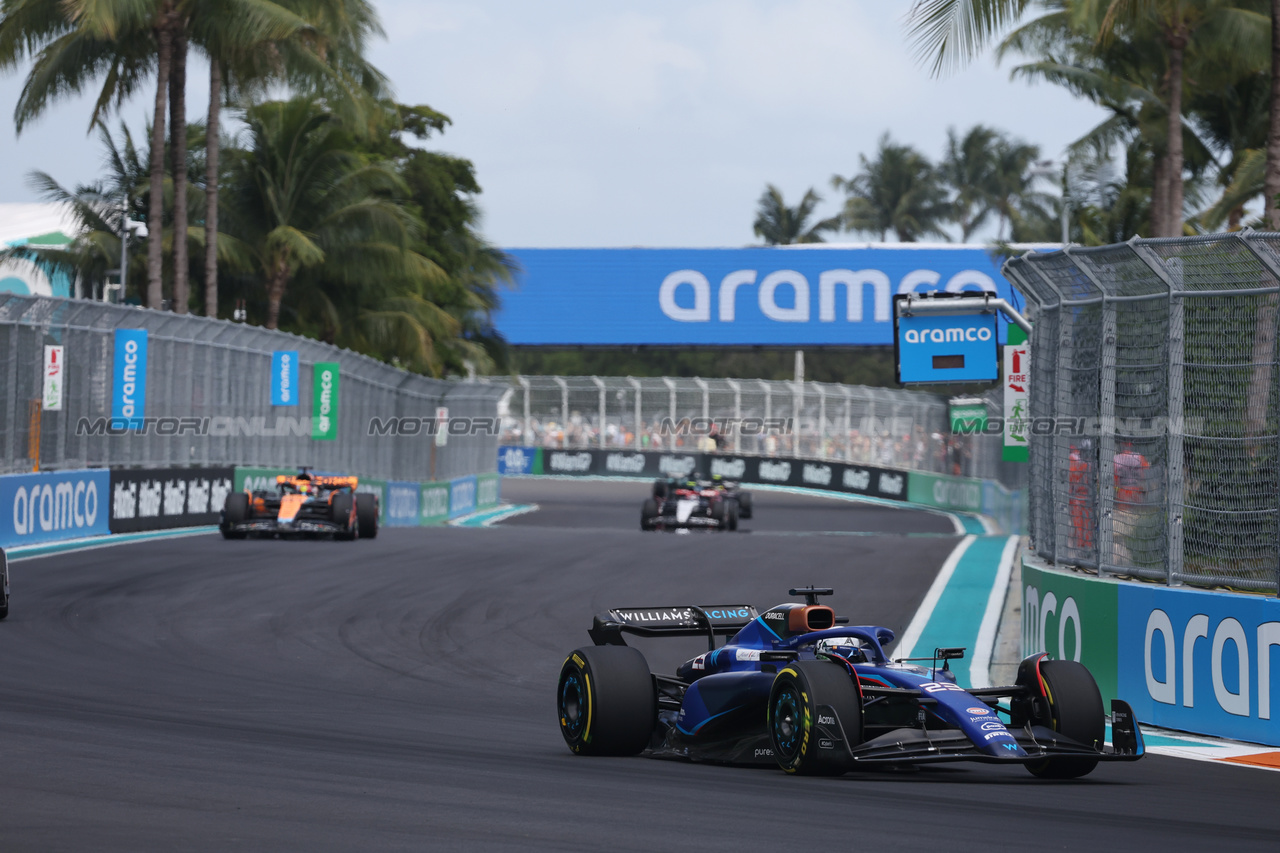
[557,587,1144,778]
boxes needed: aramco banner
[493,246,1029,345]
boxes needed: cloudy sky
[0,0,1106,247]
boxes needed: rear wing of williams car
[589,605,759,650]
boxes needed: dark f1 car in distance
[641,476,752,532]
[221,470,378,540]
[557,587,1144,778]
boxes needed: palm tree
[752,185,840,245]
[832,134,951,242]
[196,0,389,318]
[222,98,428,330]
[908,0,1276,232]
[941,125,1000,240]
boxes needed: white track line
[968,535,1020,688]
[895,534,976,660]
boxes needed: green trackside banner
[907,471,984,513]
[1022,560,1120,703]
[234,466,294,492]
[312,362,340,441]
[477,473,501,509]
[949,401,987,433]
[421,482,450,525]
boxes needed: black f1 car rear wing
[590,605,759,651]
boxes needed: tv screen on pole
[493,245,1025,346]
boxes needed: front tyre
[641,498,659,531]
[331,493,356,540]
[221,492,249,540]
[737,491,753,519]
[557,645,655,756]
[768,660,861,776]
[1023,659,1105,779]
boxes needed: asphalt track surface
[0,480,1276,851]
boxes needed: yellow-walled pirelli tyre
[1023,659,1105,779]
[768,660,861,776]
[557,646,655,756]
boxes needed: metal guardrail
[1004,232,1280,594]
[0,295,504,482]
[487,374,1027,489]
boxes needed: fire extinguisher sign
[1003,326,1029,462]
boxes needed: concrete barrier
[1024,552,1280,746]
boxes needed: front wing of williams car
[561,589,1144,777]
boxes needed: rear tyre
[710,500,727,529]
[356,493,378,539]
[331,493,355,540]
[1023,659,1105,779]
[222,492,249,539]
[737,491,753,519]
[557,645,655,756]
[768,660,861,776]
[640,498,659,531]
[726,504,739,532]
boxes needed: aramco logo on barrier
[1142,609,1280,719]
[12,479,100,536]
[1023,586,1084,663]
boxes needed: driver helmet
[815,635,866,663]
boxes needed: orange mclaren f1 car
[220,469,378,540]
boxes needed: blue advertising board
[385,481,420,527]
[271,351,299,406]
[894,312,999,383]
[112,329,148,421]
[498,446,537,475]
[1118,583,1280,745]
[494,246,1023,345]
[0,469,111,547]
[449,475,478,518]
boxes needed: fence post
[1069,250,1116,578]
[759,380,772,455]
[842,386,853,462]
[727,378,742,453]
[1237,232,1280,597]
[592,376,606,448]
[628,376,642,448]
[792,380,802,459]
[554,377,568,447]
[1131,241,1185,587]
[663,377,677,448]
[519,376,531,445]
[816,385,827,460]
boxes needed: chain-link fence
[491,374,1026,488]
[1004,232,1280,594]
[0,294,504,482]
